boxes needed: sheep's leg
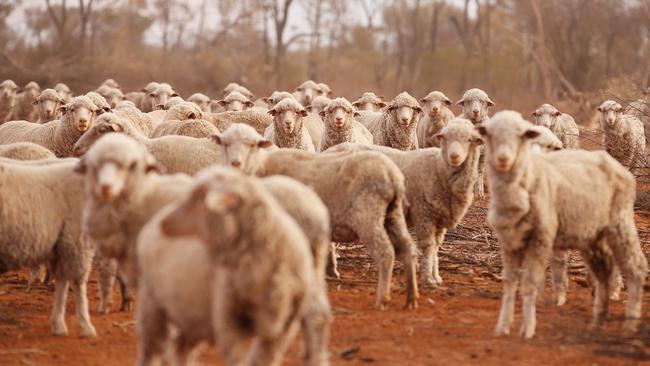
[519,242,550,339]
[325,243,340,279]
[550,249,569,306]
[385,203,419,309]
[170,333,198,366]
[358,226,395,309]
[608,265,623,301]
[495,250,521,336]
[249,321,301,366]
[51,279,70,336]
[118,271,133,311]
[136,281,169,366]
[581,242,613,330]
[474,149,486,199]
[97,257,117,314]
[301,290,331,366]
[73,279,97,337]
[27,265,45,291]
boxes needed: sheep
[0,96,99,157]
[0,142,56,160]
[357,92,423,151]
[34,89,66,124]
[152,168,328,366]
[152,102,219,138]
[158,96,185,111]
[222,82,254,100]
[187,93,211,112]
[213,123,419,309]
[417,91,455,148]
[113,101,156,137]
[0,80,18,123]
[125,82,160,112]
[54,83,73,102]
[457,88,495,199]
[100,78,121,90]
[150,83,179,111]
[477,110,647,338]
[317,82,332,97]
[85,91,112,115]
[530,125,563,154]
[97,85,125,109]
[597,100,646,171]
[294,80,320,106]
[0,158,96,337]
[307,96,331,115]
[352,92,386,112]
[215,91,254,112]
[264,98,316,151]
[531,103,579,149]
[12,81,41,122]
[264,91,297,107]
[328,118,483,286]
[317,97,373,152]
[73,113,222,175]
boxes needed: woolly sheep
[457,88,495,199]
[597,100,646,171]
[12,81,41,122]
[294,80,320,106]
[264,98,316,151]
[73,113,222,175]
[152,102,219,138]
[530,125,563,154]
[34,89,66,124]
[477,110,647,338]
[125,82,160,112]
[357,92,423,151]
[54,83,73,102]
[328,118,482,286]
[307,96,331,115]
[150,83,179,111]
[352,92,386,112]
[215,91,254,112]
[0,80,18,123]
[318,97,373,152]
[264,91,296,107]
[97,85,125,109]
[0,158,96,337]
[100,78,121,90]
[531,103,579,149]
[155,168,328,366]
[0,96,99,157]
[187,93,211,112]
[222,82,254,99]
[213,123,419,309]
[85,91,112,115]
[317,83,332,97]
[113,101,156,137]
[158,96,184,111]
[417,91,455,148]
[0,142,56,160]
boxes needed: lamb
[477,110,647,338]
[294,80,321,106]
[417,91,455,148]
[531,103,579,149]
[222,82,254,99]
[152,102,219,138]
[357,92,422,151]
[73,113,222,175]
[34,89,66,123]
[0,96,99,157]
[317,97,373,152]
[12,81,41,122]
[317,83,332,97]
[307,96,331,115]
[149,83,179,111]
[152,168,328,366]
[597,100,646,171]
[215,91,254,112]
[0,80,18,123]
[0,142,56,160]
[352,92,386,112]
[328,118,482,286]
[457,88,495,199]
[0,158,96,337]
[187,93,211,112]
[54,83,73,102]
[97,85,125,109]
[264,97,316,151]
[213,123,419,309]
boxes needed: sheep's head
[100,87,125,109]
[117,100,137,109]
[74,133,160,203]
[269,98,308,135]
[150,83,179,111]
[420,91,452,118]
[101,78,121,90]
[60,96,100,133]
[0,80,18,101]
[73,113,129,157]
[457,88,494,124]
[530,125,563,153]
[188,93,211,112]
[352,92,386,112]
[435,118,482,168]
[33,89,65,121]
[142,82,160,94]
[263,91,295,107]
[159,96,184,111]
[23,81,41,100]
[308,96,331,115]
[531,103,562,129]
[211,123,273,174]
[321,97,358,132]
[85,91,112,115]
[54,83,72,102]
[387,92,422,128]
[317,83,332,97]
[217,91,254,112]
[476,110,540,172]
[294,80,320,106]
[597,100,624,128]
[164,101,203,122]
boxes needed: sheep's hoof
[404,298,418,310]
[51,321,69,336]
[326,267,340,280]
[375,297,391,310]
[97,302,111,315]
[78,323,97,338]
[423,275,443,287]
[609,292,620,302]
[519,325,535,339]
[494,325,510,337]
[120,298,134,312]
[621,319,639,335]
[555,294,566,307]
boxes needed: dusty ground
[1,126,650,365]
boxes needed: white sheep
[352,92,386,112]
[222,82,254,100]
[0,96,99,157]
[478,110,647,338]
[215,91,254,112]
[307,96,331,115]
[12,81,41,122]
[149,83,179,111]
[0,142,56,160]
[54,83,73,102]
[294,80,321,106]
[597,100,647,171]
[33,89,66,124]
[357,92,423,151]
[457,88,495,199]
[213,123,419,309]
[97,85,125,109]
[125,82,160,112]
[264,98,316,151]
[187,93,211,112]
[263,91,297,108]
[318,97,373,152]
[158,96,184,111]
[0,80,18,123]
[152,101,219,138]
[531,103,579,149]
[417,91,455,148]
[99,78,121,90]
[317,82,332,97]
[85,91,112,115]
[529,125,563,154]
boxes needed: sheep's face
[212,124,273,173]
[390,105,421,128]
[435,121,482,168]
[150,88,179,111]
[271,108,308,134]
[190,99,210,113]
[598,101,623,128]
[0,81,18,101]
[23,84,40,100]
[323,106,357,132]
[460,99,491,124]
[36,95,64,121]
[55,87,72,102]
[62,102,97,132]
[104,91,124,109]
[317,84,332,97]
[220,98,253,112]
[295,82,319,105]
[73,115,125,157]
[531,104,561,129]
[422,96,451,118]
[477,111,540,172]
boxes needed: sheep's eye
[129,162,137,171]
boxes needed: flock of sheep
[0,77,648,365]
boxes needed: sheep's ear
[476,125,487,136]
[95,108,104,116]
[419,98,427,105]
[352,102,360,108]
[486,98,495,107]
[377,101,387,108]
[262,97,271,104]
[149,93,155,98]
[434,133,445,145]
[456,99,465,106]
[553,111,562,117]
[210,134,223,145]
[258,139,273,148]
[530,111,537,118]
[187,112,197,120]
[597,106,603,112]
[268,109,278,117]
[73,159,87,174]
[353,111,361,118]
[319,110,326,118]
[472,131,484,145]
[444,97,452,106]
[523,129,540,139]
[378,95,386,100]
[145,154,164,174]
[58,105,67,114]
[140,88,147,92]
[615,104,623,112]
[31,100,39,106]
[205,190,241,212]
[299,109,309,117]
[217,100,228,107]
[171,93,179,97]
[244,101,254,108]
[414,106,423,114]
[306,106,313,112]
